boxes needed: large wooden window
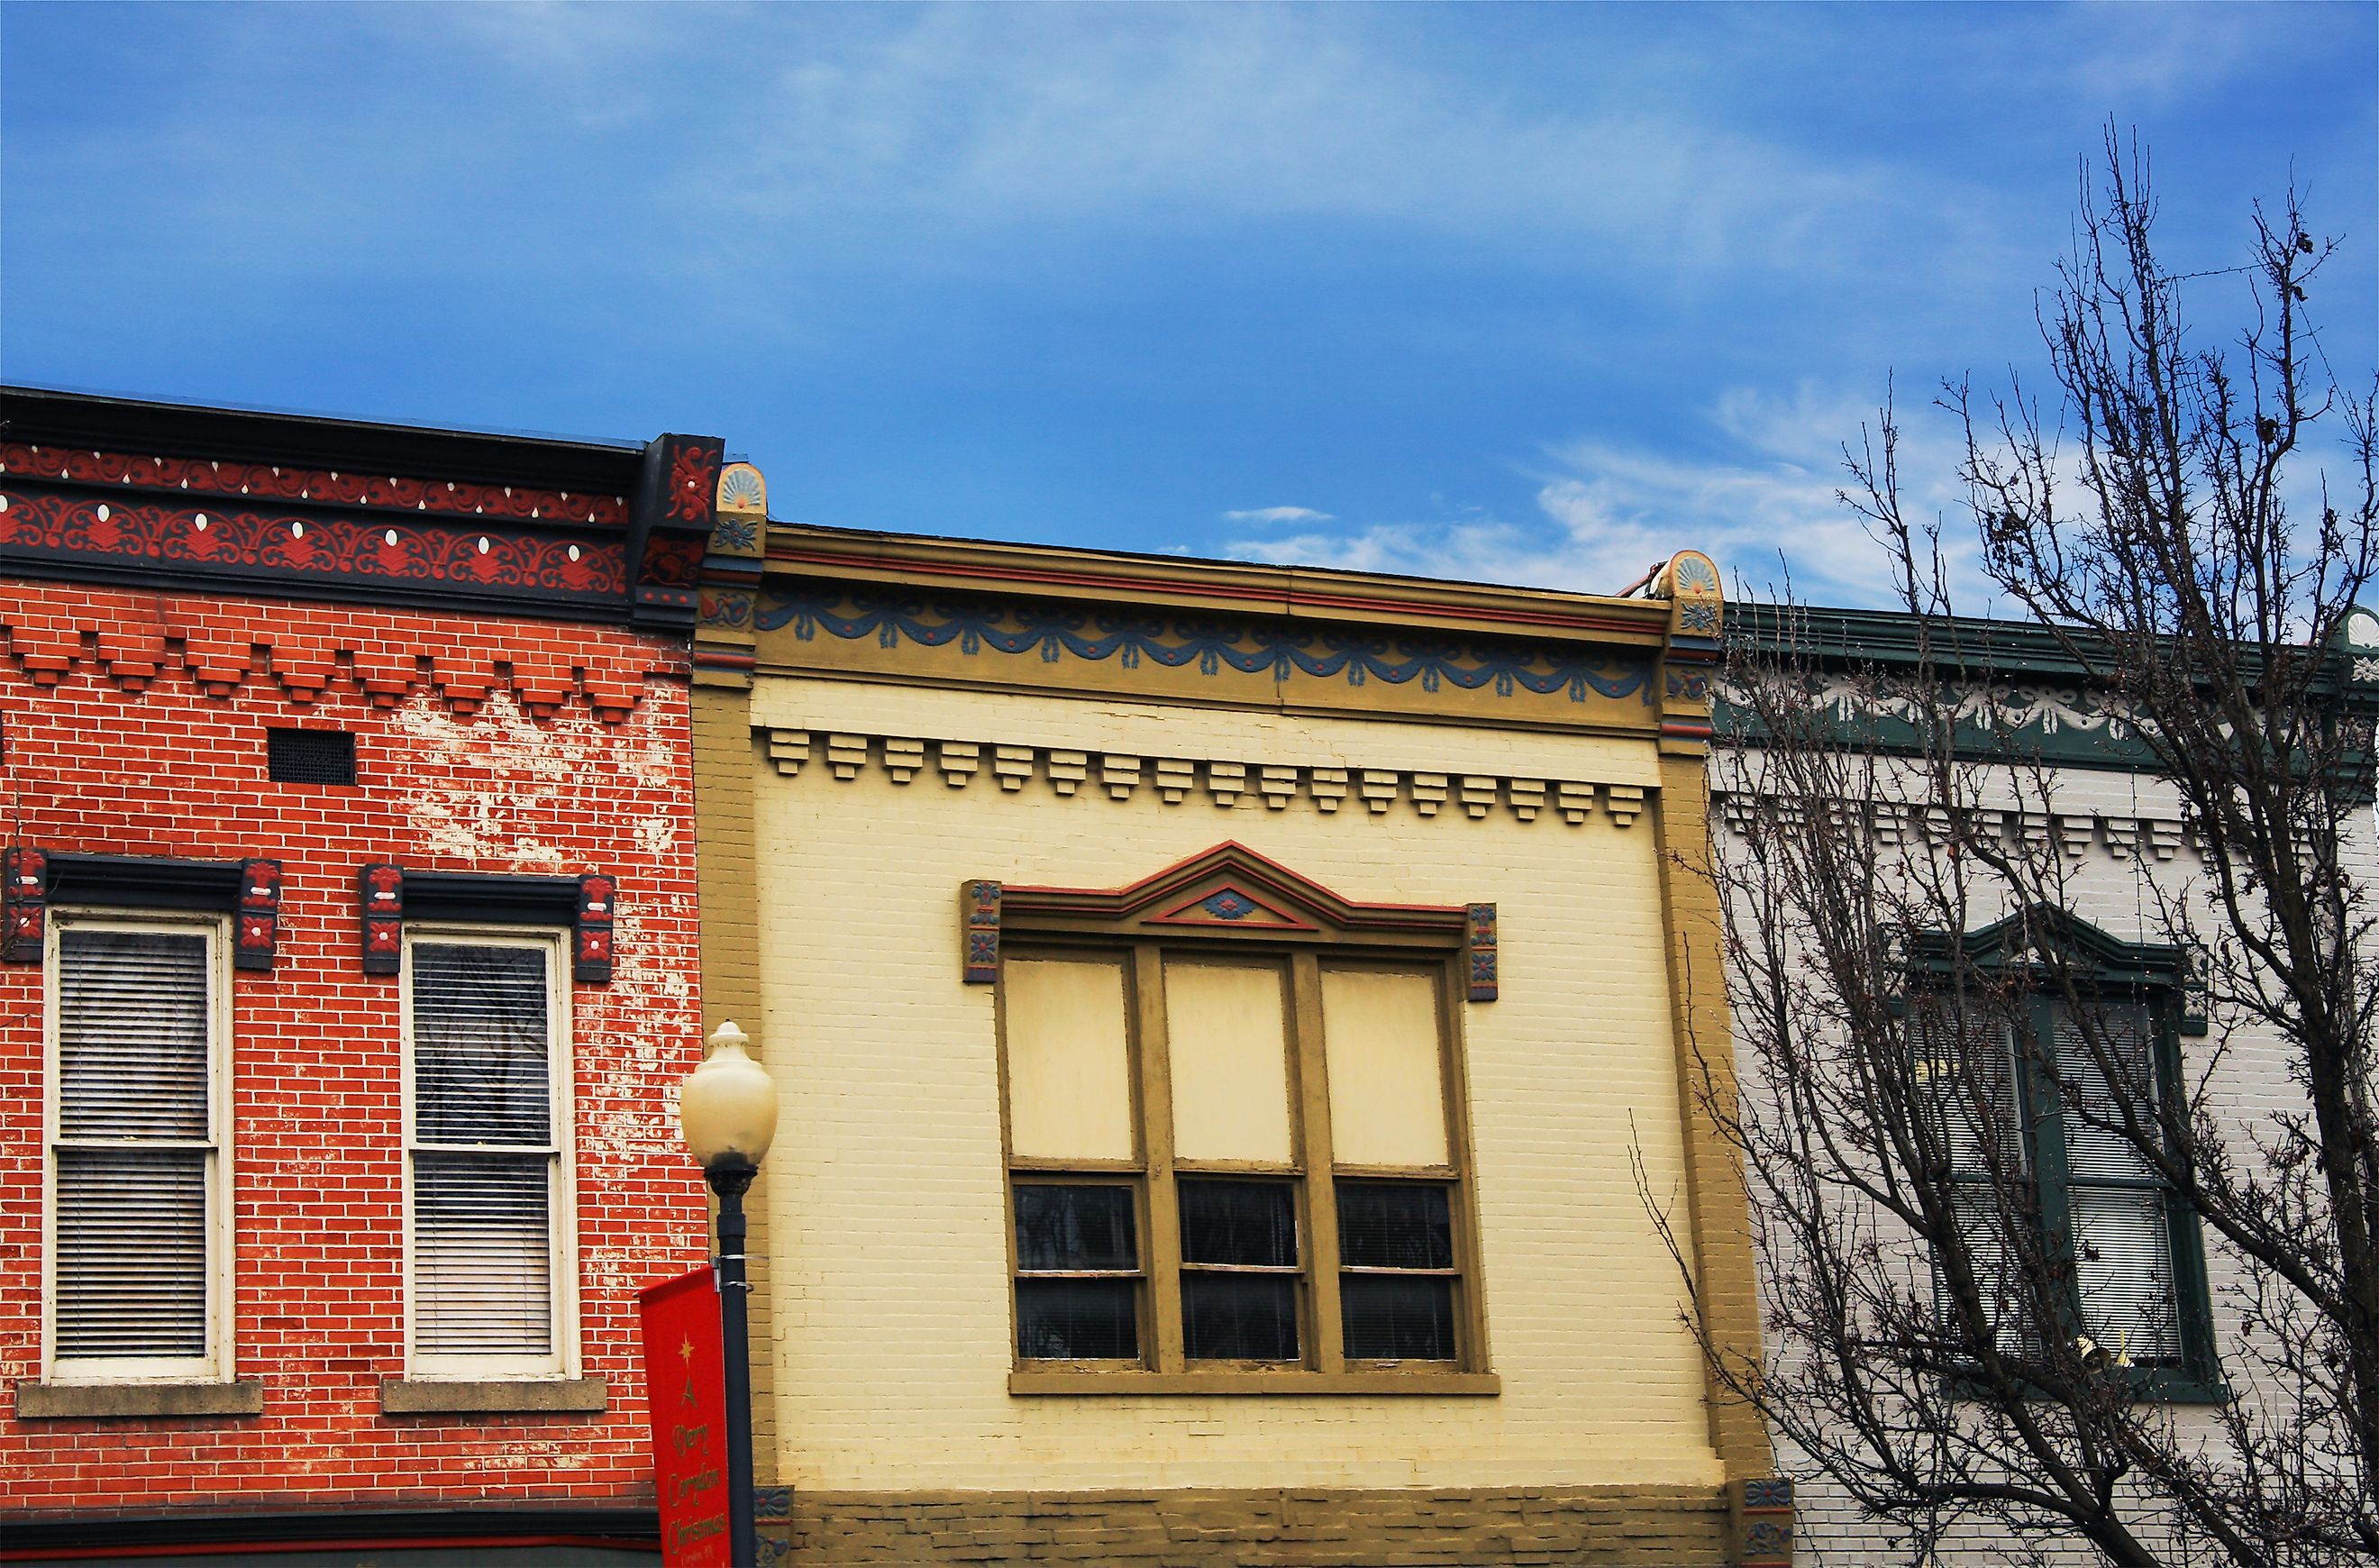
[999,945,1489,1392]
[43,912,232,1383]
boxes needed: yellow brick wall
[747,676,1720,1494]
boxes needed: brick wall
[0,578,706,1515]
[772,1485,1731,1566]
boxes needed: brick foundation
[765,1485,1732,1566]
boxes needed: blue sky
[4,3,2373,606]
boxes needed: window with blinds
[1913,998,2037,1357]
[405,934,570,1377]
[47,917,226,1380]
[999,946,1479,1380]
[2051,1001,2185,1366]
[1913,980,2206,1383]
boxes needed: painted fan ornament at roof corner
[715,462,767,515]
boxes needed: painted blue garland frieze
[753,586,1654,704]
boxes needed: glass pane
[413,1151,552,1355]
[58,929,211,1141]
[1181,1272,1299,1361]
[1179,1181,1297,1267]
[1912,998,2022,1177]
[1937,1186,2039,1357]
[1342,1274,1456,1361]
[412,944,551,1145]
[1336,1182,1454,1271]
[1014,1185,1137,1272]
[2072,1186,2182,1363]
[54,1147,207,1359]
[2053,1002,2160,1182]
[1004,957,1136,1162]
[1016,1278,1138,1360]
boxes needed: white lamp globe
[679,1019,779,1171]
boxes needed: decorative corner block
[575,872,617,984]
[4,847,50,963]
[962,880,1002,984]
[1734,1475,1793,1568]
[1465,902,1499,1002]
[359,861,404,975]
[235,858,284,972]
[2181,944,2210,1036]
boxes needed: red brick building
[0,388,718,1563]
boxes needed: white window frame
[399,925,579,1381]
[41,908,234,1385]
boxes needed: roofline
[1733,599,2374,696]
[0,384,647,495]
[761,520,1679,648]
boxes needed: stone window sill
[16,1379,263,1418]
[379,1376,608,1415]
[1009,1370,1500,1396]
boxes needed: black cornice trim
[404,871,582,925]
[1,384,645,495]
[48,853,242,912]
[2,1505,661,1552]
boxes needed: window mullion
[1290,952,1344,1374]
[2027,997,2087,1342]
[1132,943,1187,1374]
[2156,1007,2215,1376]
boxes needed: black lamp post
[679,1020,778,1568]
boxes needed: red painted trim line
[0,1536,651,1563]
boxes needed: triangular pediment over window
[959,842,1498,999]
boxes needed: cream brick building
[688,469,1782,1566]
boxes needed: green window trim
[1908,907,2226,1401]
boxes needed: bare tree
[1663,132,2379,1567]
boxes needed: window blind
[409,941,558,1363]
[2055,1003,2183,1363]
[1013,1184,1140,1361]
[1914,1001,2032,1354]
[1338,1182,1456,1362]
[53,928,214,1363]
[1178,1180,1299,1362]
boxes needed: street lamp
[679,1019,778,1568]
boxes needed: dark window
[1013,1184,1141,1361]
[1179,1180,1300,1361]
[267,727,356,786]
[1338,1182,1457,1361]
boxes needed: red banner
[638,1265,732,1568]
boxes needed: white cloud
[1223,384,2000,610]
[720,8,1914,284]
[1222,506,1335,524]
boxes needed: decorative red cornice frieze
[1,441,629,525]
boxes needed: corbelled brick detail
[770,1486,1731,1566]
[0,582,682,720]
